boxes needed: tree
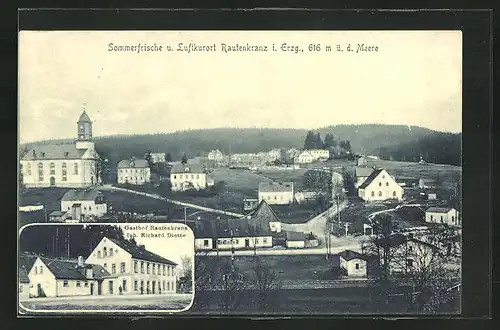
[178,255,193,293]
[303,131,315,149]
[165,153,172,162]
[144,150,153,167]
[181,153,188,164]
[434,172,442,189]
[314,133,323,149]
[303,170,331,196]
[323,133,335,149]
[91,149,109,185]
[251,256,282,310]
[192,250,222,310]
[217,259,248,311]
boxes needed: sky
[19,31,462,144]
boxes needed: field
[20,294,193,312]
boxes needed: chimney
[77,256,84,267]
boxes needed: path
[100,185,244,218]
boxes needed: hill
[20,124,458,166]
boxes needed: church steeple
[77,103,93,141]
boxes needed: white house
[267,149,282,161]
[170,164,208,191]
[21,109,101,188]
[294,150,315,164]
[425,207,460,227]
[307,149,330,160]
[60,189,107,218]
[258,181,294,205]
[208,149,225,161]
[357,169,404,202]
[338,250,368,277]
[117,158,151,185]
[354,166,375,188]
[150,153,166,164]
[285,231,306,248]
[85,237,178,295]
[19,267,30,300]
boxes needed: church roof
[78,110,92,123]
[22,144,87,161]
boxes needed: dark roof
[61,189,103,202]
[78,110,92,123]
[49,210,66,217]
[355,166,375,177]
[358,169,384,189]
[22,144,87,160]
[170,163,204,174]
[40,256,111,280]
[19,266,30,283]
[19,252,38,270]
[258,181,294,193]
[338,250,367,261]
[108,238,177,265]
[117,159,149,168]
[426,207,455,213]
[285,231,306,241]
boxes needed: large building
[60,189,107,218]
[425,207,460,227]
[20,109,101,188]
[27,237,178,298]
[117,158,151,185]
[357,169,404,202]
[170,164,208,191]
[258,181,294,205]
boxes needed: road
[100,185,244,217]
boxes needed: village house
[194,200,279,251]
[208,149,225,162]
[267,149,282,161]
[20,109,101,188]
[149,153,166,164]
[338,250,368,277]
[425,207,460,227]
[170,163,209,192]
[294,150,315,164]
[285,231,307,248]
[60,189,107,218]
[85,237,178,296]
[258,181,294,205]
[117,158,151,185]
[419,178,436,189]
[19,266,31,300]
[357,156,367,167]
[357,169,404,202]
[354,166,375,188]
[307,149,330,160]
[284,148,300,162]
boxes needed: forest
[20,124,461,167]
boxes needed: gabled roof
[22,144,87,160]
[297,150,314,157]
[19,252,38,270]
[61,189,103,202]
[426,207,455,213]
[338,250,367,261]
[355,166,375,177]
[170,163,204,174]
[285,231,306,241]
[117,159,149,168]
[107,238,177,265]
[258,181,294,193]
[39,256,111,280]
[19,266,30,283]
[78,110,92,123]
[358,169,386,189]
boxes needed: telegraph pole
[344,222,350,237]
[184,207,187,225]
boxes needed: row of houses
[208,148,331,166]
[19,236,178,299]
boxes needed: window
[167,266,170,276]
[74,163,79,175]
[62,163,67,181]
[255,238,259,244]
[38,162,44,181]
[103,247,107,256]
[134,261,138,273]
[179,175,183,179]
[393,191,396,197]
[203,239,209,247]
[109,248,113,256]
[89,206,92,211]
[19,286,23,293]
[163,265,166,276]
[27,163,31,175]
[167,281,170,291]
[440,216,444,223]
[263,238,268,244]
[430,215,434,221]
[111,264,116,274]
[120,262,126,273]
[49,162,55,175]
[140,262,144,273]
[355,263,360,270]
[134,280,138,291]
[407,259,414,267]
[174,175,176,179]
[34,266,38,275]
[371,191,375,197]
[379,182,382,187]
[103,263,108,270]
[191,174,194,179]
[147,263,150,274]
[163,281,166,291]
[386,182,389,186]
[122,280,127,292]
[84,281,89,287]
[408,246,413,252]
[63,281,69,287]
[97,251,101,258]
[153,264,156,275]
[196,174,199,179]
[378,191,382,197]
[40,265,43,274]
[76,281,81,287]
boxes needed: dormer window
[64,152,69,157]
[185,167,190,172]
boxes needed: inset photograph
[18,223,194,314]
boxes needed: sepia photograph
[18,223,194,314]
[18,30,462,315]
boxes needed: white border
[18,222,196,315]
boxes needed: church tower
[76,104,95,151]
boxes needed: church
[21,108,101,188]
